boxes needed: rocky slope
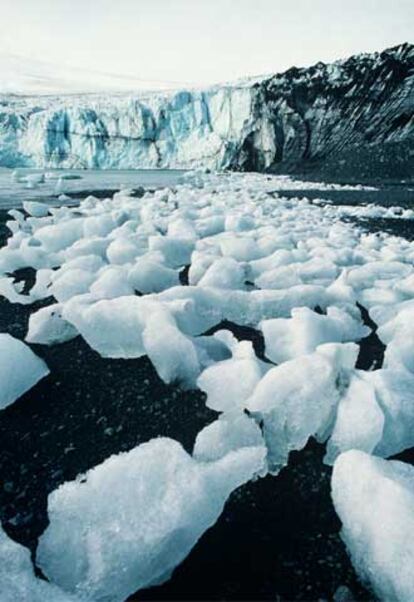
[0,43,413,177]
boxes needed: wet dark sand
[0,184,412,601]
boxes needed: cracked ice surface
[2,171,414,599]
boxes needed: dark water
[1,180,413,601]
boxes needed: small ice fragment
[23,201,49,218]
[0,334,49,410]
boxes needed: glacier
[0,43,413,177]
[0,86,275,171]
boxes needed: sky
[0,0,412,90]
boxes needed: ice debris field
[1,170,414,600]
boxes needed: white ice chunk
[382,331,414,374]
[255,264,303,289]
[155,284,329,338]
[50,269,96,303]
[89,266,135,300]
[246,343,358,472]
[64,237,110,261]
[326,270,357,305]
[191,334,232,368]
[0,334,49,410]
[128,258,179,294]
[0,249,27,275]
[58,255,105,275]
[83,215,116,238]
[188,252,219,285]
[197,257,245,290]
[220,236,260,262]
[106,237,141,265]
[196,215,225,237]
[377,306,414,374]
[395,273,414,299]
[225,213,255,232]
[23,201,49,218]
[249,249,306,280]
[0,525,80,602]
[0,277,34,305]
[62,294,195,385]
[359,287,403,310]
[369,369,414,457]
[26,304,78,345]
[193,413,266,463]
[142,309,201,388]
[197,337,268,412]
[260,306,367,364]
[149,236,194,268]
[347,261,412,290]
[37,438,265,602]
[325,373,384,464]
[332,450,414,602]
[28,268,54,301]
[167,217,196,239]
[36,220,84,253]
[62,295,148,359]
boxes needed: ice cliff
[0,43,413,177]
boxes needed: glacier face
[0,86,274,171]
[0,43,413,175]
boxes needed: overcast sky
[1,0,412,87]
